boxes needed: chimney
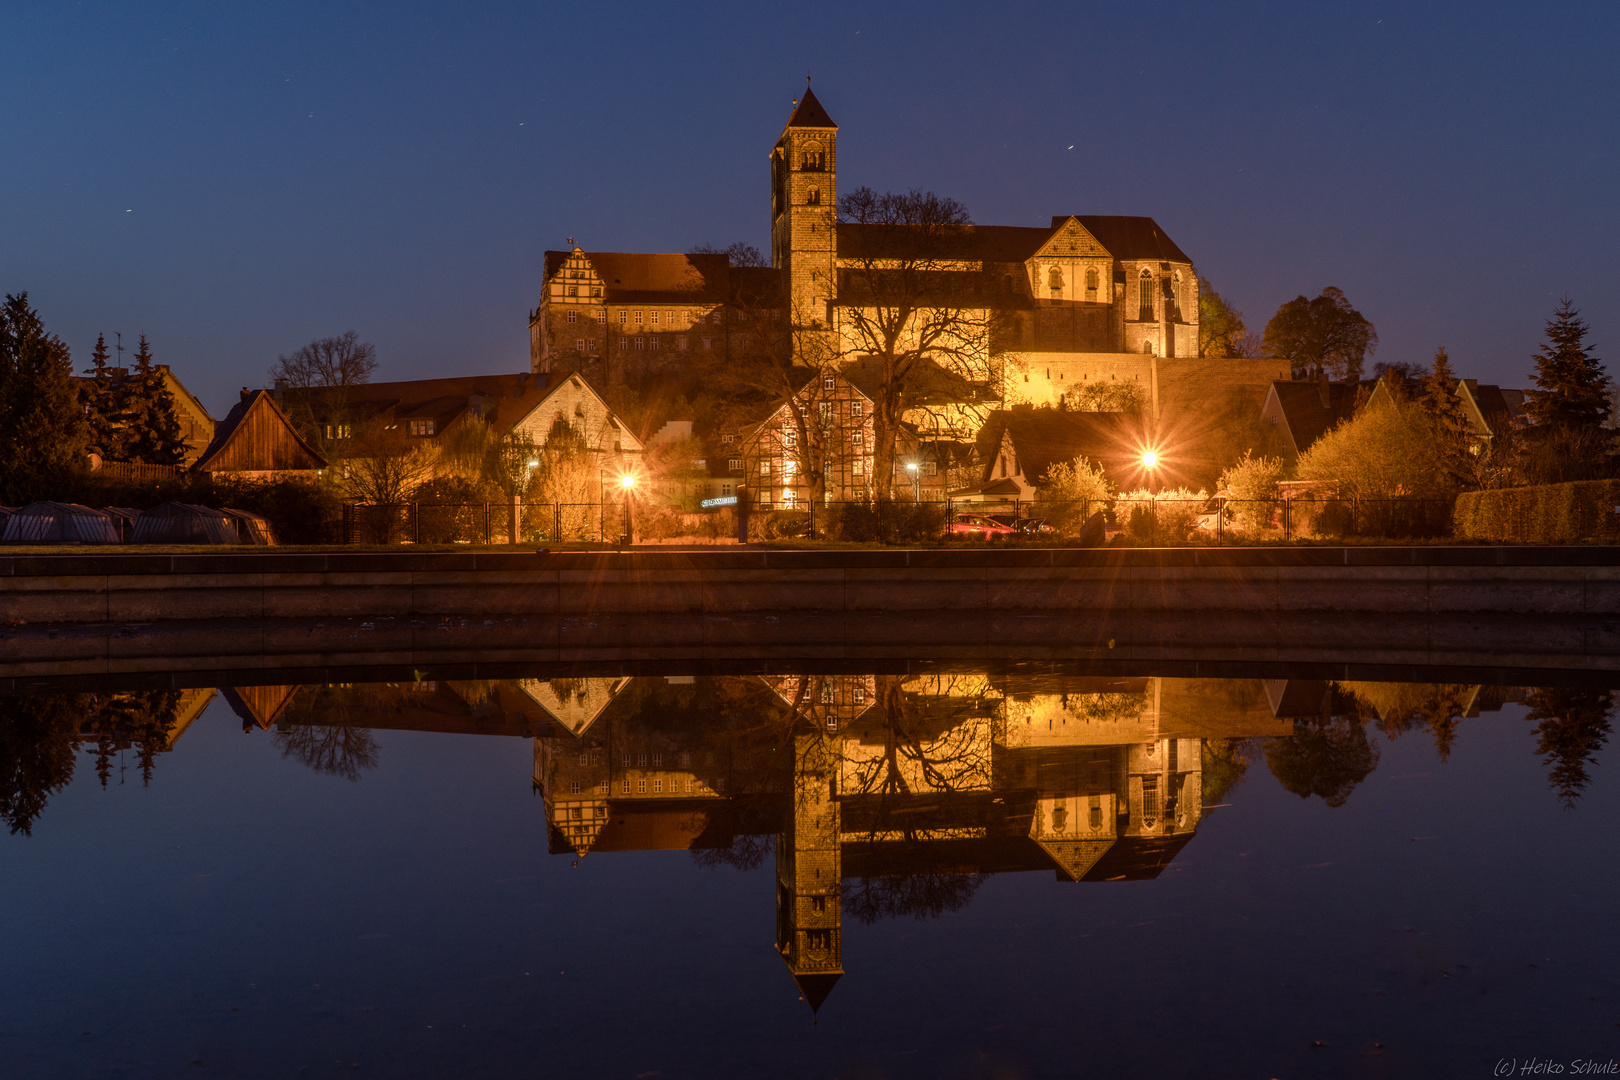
[273,377,288,401]
[241,387,251,402]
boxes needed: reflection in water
[0,670,1613,1010]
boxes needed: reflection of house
[526,673,1275,1012]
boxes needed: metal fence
[341,496,1458,546]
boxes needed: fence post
[1284,499,1291,541]
[413,502,419,544]
[554,503,560,543]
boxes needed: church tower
[770,85,838,332]
[775,731,843,1013]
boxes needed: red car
[950,513,1018,538]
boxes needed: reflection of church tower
[770,85,838,332]
[775,732,843,1012]
[534,731,611,856]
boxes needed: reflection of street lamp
[905,461,920,501]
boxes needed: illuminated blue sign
[701,496,738,509]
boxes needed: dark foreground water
[2,672,1618,1079]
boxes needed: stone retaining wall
[2,547,1620,625]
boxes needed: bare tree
[834,187,1001,495]
[270,331,378,460]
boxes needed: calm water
[2,671,1618,1078]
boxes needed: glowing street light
[905,461,920,500]
[619,473,637,489]
[1141,450,1159,469]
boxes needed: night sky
[3,2,1615,416]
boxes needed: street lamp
[905,461,920,502]
[618,472,637,546]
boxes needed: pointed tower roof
[792,971,842,1014]
[784,86,836,129]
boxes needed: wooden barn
[193,389,327,479]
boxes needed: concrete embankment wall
[2,547,1619,624]
[1,547,1617,680]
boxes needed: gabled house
[954,410,1137,504]
[1456,379,1529,446]
[1260,378,1363,457]
[74,364,217,465]
[193,390,327,479]
[279,371,645,497]
[727,370,876,508]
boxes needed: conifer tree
[81,332,131,460]
[123,334,187,465]
[0,293,89,502]
[1418,346,1478,488]
[1526,299,1610,431]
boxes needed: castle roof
[1059,216,1193,264]
[784,86,837,129]
[836,216,1191,266]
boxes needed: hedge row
[1453,480,1620,542]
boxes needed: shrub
[828,499,943,544]
[1114,486,1207,543]
[1218,452,1289,535]
[1454,480,1620,542]
[1037,456,1113,537]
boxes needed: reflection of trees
[273,686,380,782]
[844,870,986,925]
[1265,716,1379,808]
[1201,738,1255,806]
[690,833,773,871]
[1524,688,1613,809]
[1338,681,1477,762]
[0,694,85,835]
[0,690,183,834]
[843,675,994,799]
[82,690,180,786]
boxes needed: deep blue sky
[3,2,1615,416]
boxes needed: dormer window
[408,419,435,436]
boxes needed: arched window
[806,186,820,205]
[1138,270,1155,321]
[1085,267,1099,294]
[1047,266,1064,294]
[1143,339,1156,356]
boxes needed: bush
[1037,456,1112,537]
[1114,487,1207,543]
[53,471,343,544]
[1454,480,1620,542]
[828,499,944,544]
[1218,453,1289,535]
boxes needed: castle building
[529,86,1292,421]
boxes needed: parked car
[950,513,1018,538]
[1193,495,1232,534]
[1019,517,1056,535]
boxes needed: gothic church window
[1048,267,1064,294]
[1138,270,1155,321]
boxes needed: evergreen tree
[0,293,89,503]
[1524,687,1613,808]
[1526,299,1610,431]
[1419,346,1474,484]
[81,332,133,460]
[123,334,187,465]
